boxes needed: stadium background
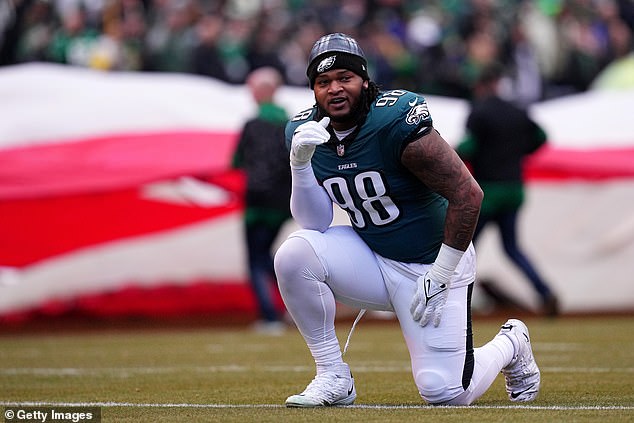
[0,0,633,325]
[1,62,632,324]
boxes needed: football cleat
[285,363,356,407]
[498,319,541,402]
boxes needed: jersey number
[323,171,400,228]
[291,109,313,122]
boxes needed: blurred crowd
[1,0,633,104]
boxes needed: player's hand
[410,271,450,327]
[290,117,330,169]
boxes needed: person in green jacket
[457,63,559,317]
[232,67,291,333]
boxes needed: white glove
[410,271,450,327]
[290,117,330,169]
[410,243,464,327]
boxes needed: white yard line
[1,401,632,411]
[1,365,633,377]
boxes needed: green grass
[1,316,633,422]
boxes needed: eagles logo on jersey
[406,101,430,125]
[285,90,447,264]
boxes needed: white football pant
[274,225,514,405]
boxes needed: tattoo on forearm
[402,131,483,251]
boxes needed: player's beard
[316,88,368,126]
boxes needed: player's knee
[274,237,302,283]
[415,369,453,404]
[273,233,321,289]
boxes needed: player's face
[313,69,369,130]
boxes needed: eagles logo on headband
[307,33,369,88]
[317,55,337,73]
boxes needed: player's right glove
[290,117,330,169]
[410,243,464,327]
[410,271,450,328]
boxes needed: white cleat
[498,319,541,402]
[285,363,356,407]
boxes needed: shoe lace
[343,309,366,356]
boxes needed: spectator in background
[278,14,325,86]
[216,16,252,83]
[507,15,544,107]
[110,0,149,71]
[232,67,291,334]
[590,3,634,89]
[3,0,633,98]
[46,5,100,66]
[191,13,229,81]
[14,0,55,63]
[144,0,196,72]
[245,18,286,79]
[457,62,560,317]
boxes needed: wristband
[429,243,464,285]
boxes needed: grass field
[1,315,633,422]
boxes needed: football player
[274,33,540,407]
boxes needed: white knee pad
[415,369,451,404]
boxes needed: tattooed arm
[401,129,483,252]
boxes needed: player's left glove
[410,243,465,327]
[410,271,449,327]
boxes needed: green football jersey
[285,90,447,263]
